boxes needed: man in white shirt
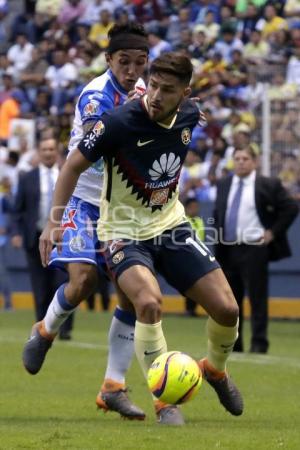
[7,33,34,76]
[213,147,298,353]
[45,48,78,114]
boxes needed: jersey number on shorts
[185,237,216,262]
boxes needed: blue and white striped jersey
[68,69,145,206]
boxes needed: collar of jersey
[108,69,128,97]
[142,95,177,129]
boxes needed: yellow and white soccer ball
[147,351,202,405]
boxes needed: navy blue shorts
[101,223,220,294]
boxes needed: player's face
[146,73,191,124]
[107,49,148,92]
[38,139,59,168]
[233,149,257,177]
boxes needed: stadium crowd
[1,0,300,200]
[0,1,300,315]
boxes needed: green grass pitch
[0,310,299,450]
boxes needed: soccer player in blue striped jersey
[40,52,243,425]
[22,23,149,420]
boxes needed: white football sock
[44,284,76,334]
[104,307,136,384]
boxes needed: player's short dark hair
[233,146,257,160]
[107,22,149,55]
[108,22,148,40]
[150,52,193,85]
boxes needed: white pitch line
[1,336,300,369]
[230,352,300,369]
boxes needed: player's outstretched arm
[39,149,91,267]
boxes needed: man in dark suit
[213,146,298,353]
[11,136,73,339]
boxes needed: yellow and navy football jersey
[78,96,200,241]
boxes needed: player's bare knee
[222,303,239,326]
[213,290,239,326]
[135,293,162,323]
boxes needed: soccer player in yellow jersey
[40,52,243,425]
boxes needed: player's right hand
[39,221,63,267]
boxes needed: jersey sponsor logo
[83,132,97,149]
[137,139,154,147]
[144,348,163,356]
[62,209,77,230]
[149,153,181,181]
[181,127,191,145]
[93,120,105,137]
[83,100,99,116]
[149,188,169,206]
[112,250,125,264]
[69,236,86,253]
[145,177,177,189]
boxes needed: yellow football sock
[134,320,167,379]
[206,316,239,372]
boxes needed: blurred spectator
[238,3,261,43]
[165,8,193,48]
[192,0,220,25]
[258,4,288,39]
[213,26,243,63]
[267,29,290,65]
[241,72,264,110]
[0,1,11,51]
[35,0,62,17]
[1,150,19,194]
[0,176,13,310]
[286,46,300,90]
[11,136,74,338]
[148,25,172,61]
[0,89,21,144]
[200,10,220,44]
[190,26,211,60]
[79,0,115,25]
[0,72,14,103]
[202,107,222,142]
[235,0,267,18]
[45,48,78,114]
[194,50,227,90]
[7,33,34,75]
[20,47,48,105]
[58,0,86,26]
[0,0,298,203]
[243,29,270,65]
[88,9,114,48]
[268,73,297,100]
